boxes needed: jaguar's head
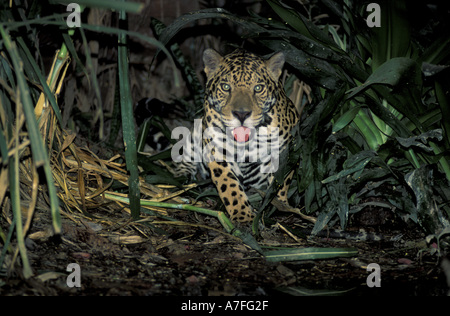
[203,49,285,143]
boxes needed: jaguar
[172,48,299,222]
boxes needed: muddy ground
[1,205,449,297]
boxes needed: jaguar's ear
[265,52,285,82]
[203,49,223,78]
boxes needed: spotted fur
[173,49,299,222]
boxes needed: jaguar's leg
[208,161,255,222]
[276,170,294,204]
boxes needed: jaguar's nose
[232,111,251,125]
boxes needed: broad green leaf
[346,57,418,100]
[332,105,362,133]
[155,7,348,90]
[266,0,340,49]
[369,0,411,71]
[259,39,343,90]
[157,8,265,50]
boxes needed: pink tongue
[233,126,251,142]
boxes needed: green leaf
[0,119,8,162]
[157,8,264,51]
[266,0,340,49]
[405,167,450,234]
[277,286,355,296]
[322,151,375,184]
[311,201,337,235]
[346,57,418,100]
[395,129,443,152]
[352,110,384,150]
[248,29,344,61]
[418,35,450,65]
[0,25,61,235]
[369,0,411,71]
[333,105,363,132]
[48,0,144,13]
[15,37,63,125]
[264,247,357,262]
[328,180,349,230]
[9,144,32,278]
[258,39,343,90]
[143,174,181,187]
[435,70,450,148]
[118,9,140,219]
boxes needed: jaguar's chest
[199,116,287,188]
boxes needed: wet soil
[1,206,448,297]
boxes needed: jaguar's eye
[221,83,231,91]
[254,84,264,93]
